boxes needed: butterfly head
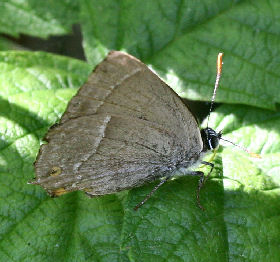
[201,127,222,152]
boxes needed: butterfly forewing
[34,51,203,196]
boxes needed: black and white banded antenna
[206,53,261,159]
[206,53,223,128]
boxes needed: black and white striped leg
[134,176,171,211]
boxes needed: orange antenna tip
[221,138,262,159]
[249,152,262,159]
[217,53,223,75]
[207,52,224,128]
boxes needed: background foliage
[0,0,279,261]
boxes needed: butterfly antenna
[220,137,261,158]
[207,53,224,128]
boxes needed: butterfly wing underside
[34,51,203,196]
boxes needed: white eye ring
[208,140,213,150]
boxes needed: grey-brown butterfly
[32,51,227,210]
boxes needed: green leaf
[0,51,131,261]
[120,104,280,262]
[1,0,279,259]
[208,105,280,261]
[0,0,80,38]
[80,0,280,110]
[0,50,278,260]
[121,161,227,261]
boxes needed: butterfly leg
[200,161,214,186]
[134,176,171,211]
[188,161,214,210]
